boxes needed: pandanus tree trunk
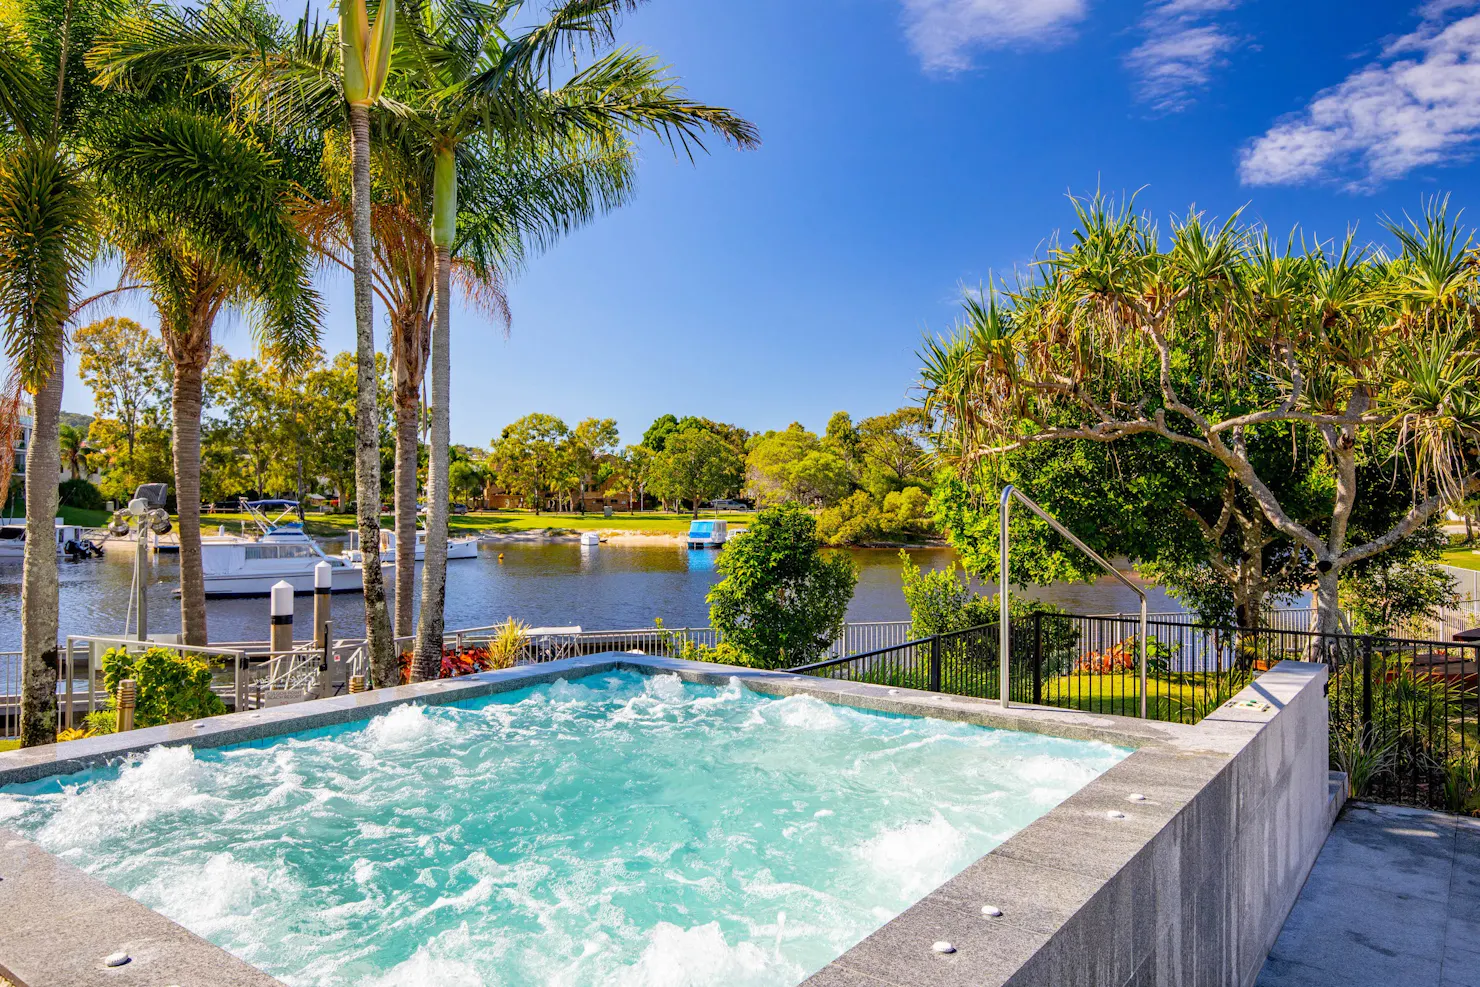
[393,390,418,636]
[412,148,455,682]
[19,354,63,747]
[173,357,208,645]
[349,102,395,687]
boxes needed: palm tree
[86,104,321,646]
[299,123,637,636]
[58,422,90,479]
[92,0,399,680]
[0,0,103,746]
[396,0,759,681]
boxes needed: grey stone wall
[806,660,1332,987]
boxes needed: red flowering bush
[398,646,496,685]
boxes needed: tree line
[462,407,937,541]
[0,0,755,746]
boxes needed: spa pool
[0,671,1129,986]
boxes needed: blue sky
[62,0,1480,447]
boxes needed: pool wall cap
[932,941,956,954]
[104,952,130,967]
[982,905,1003,917]
[1107,810,1127,820]
[1128,793,1147,802]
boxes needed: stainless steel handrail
[998,485,1149,717]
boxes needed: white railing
[1441,563,1480,612]
[2,619,918,740]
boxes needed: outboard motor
[62,539,84,560]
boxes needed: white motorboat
[0,518,105,560]
[197,500,386,597]
[345,525,480,563]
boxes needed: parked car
[707,499,751,512]
[451,503,470,515]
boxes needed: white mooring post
[314,562,333,698]
[313,562,332,648]
[270,580,294,656]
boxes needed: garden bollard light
[348,675,366,694]
[270,580,294,657]
[116,679,137,733]
[313,562,332,649]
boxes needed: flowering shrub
[1074,637,1175,674]
[398,646,507,684]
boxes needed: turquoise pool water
[0,672,1129,986]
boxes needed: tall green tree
[0,0,105,746]
[490,412,568,512]
[921,193,1480,636]
[84,99,321,645]
[74,315,169,467]
[95,0,402,680]
[393,0,758,680]
[649,426,740,517]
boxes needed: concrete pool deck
[0,653,1335,987]
[1255,802,1480,987]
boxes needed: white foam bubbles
[135,851,293,937]
[611,922,804,987]
[643,674,687,703]
[856,813,968,900]
[37,745,212,851]
[365,705,455,749]
[768,694,842,731]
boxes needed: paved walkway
[1256,801,1479,987]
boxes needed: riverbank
[191,509,759,540]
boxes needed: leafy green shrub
[100,646,226,727]
[816,487,934,546]
[898,551,1079,673]
[708,504,857,668]
[899,549,994,637]
[57,477,105,511]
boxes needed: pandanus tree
[92,0,399,680]
[298,123,637,636]
[0,0,108,746]
[84,104,321,645]
[920,192,1480,638]
[396,0,759,682]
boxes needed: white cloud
[1125,0,1240,112]
[1240,5,1480,188]
[900,0,1087,73]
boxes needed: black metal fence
[789,613,1479,811]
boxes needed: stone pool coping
[0,654,1332,987]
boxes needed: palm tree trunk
[412,244,451,682]
[19,353,62,747]
[173,360,208,646]
[349,102,395,687]
[393,394,418,636]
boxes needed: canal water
[0,543,1184,650]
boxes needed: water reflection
[0,542,1190,649]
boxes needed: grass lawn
[0,738,17,752]
[192,508,757,539]
[813,662,1247,724]
[1442,543,1480,571]
[2,506,114,528]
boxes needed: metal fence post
[929,634,941,693]
[1032,611,1043,706]
[1361,636,1373,733]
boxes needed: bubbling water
[0,672,1128,986]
